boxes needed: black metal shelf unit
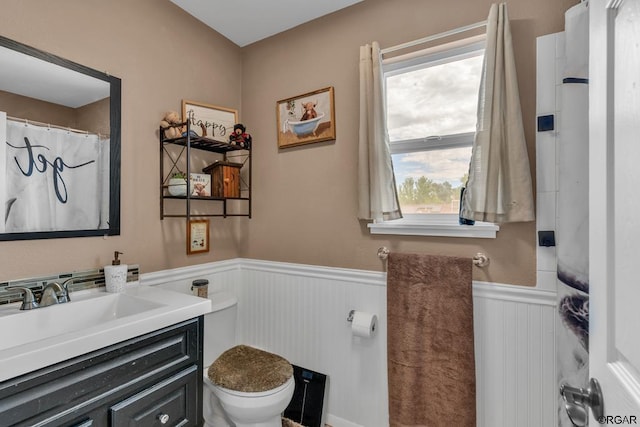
[160,121,251,220]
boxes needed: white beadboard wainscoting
[141,259,557,427]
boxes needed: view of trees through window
[385,44,483,215]
[392,148,471,214]
[398,175,458,213]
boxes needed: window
[368,36,499,238]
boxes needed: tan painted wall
[0,0,576,286]
[240,0,576,286]
[0,90,78,127]
[0,91,110,135]
[0,0,243,280]
[76,98,110,137]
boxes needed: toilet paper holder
[347,310,378,337]
[347,309,374,323]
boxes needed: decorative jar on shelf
[168,173,187,196]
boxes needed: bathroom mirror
[0,35,120,240]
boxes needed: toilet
[202,291,295,427]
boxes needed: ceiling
[170,0,364,47]
[0,44,109,108]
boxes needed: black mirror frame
[0,35,121,241]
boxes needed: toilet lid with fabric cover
[208,345,293,393]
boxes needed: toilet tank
[203,291,238,366]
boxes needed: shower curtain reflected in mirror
[1,113,109,233]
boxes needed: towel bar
[472,252,490,267]
[377,247,390,260]
[376,247,489,267]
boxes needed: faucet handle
[6,287,39,310]
[59,278,74,303]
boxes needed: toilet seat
[208,345,293,393]
[211,376,294,398]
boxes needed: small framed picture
[189,173,211,198]
[187,219,210,255]
[276,86,336,149]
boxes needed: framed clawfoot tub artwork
[276,87,336,148]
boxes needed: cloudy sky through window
[387,54,483,188]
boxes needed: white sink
[0,292,164,351]
[0,285,211,383]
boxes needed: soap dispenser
[104,251,127,293]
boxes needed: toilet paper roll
[351,311,377,338]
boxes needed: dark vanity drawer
[0,317,203,427]
[110,366,198,426]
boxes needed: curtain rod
[7,116,108,138]
[380,20,487,55]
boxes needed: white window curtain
[357,42,402,221]
[460,3,535,223]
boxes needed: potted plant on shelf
[167,172,187,196]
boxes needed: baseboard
[325,414,364,427]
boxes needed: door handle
[560,378,604,426]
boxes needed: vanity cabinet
[0,317,204,427]
[160,122,252,220]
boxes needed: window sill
[367,215,499,238]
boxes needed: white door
[589,0,640,423]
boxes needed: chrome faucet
[7,278,74,310]
[40,282,65,307]
[41,278,73,305]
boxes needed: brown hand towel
[387,253,476,427]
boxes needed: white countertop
[0,284,211,383]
